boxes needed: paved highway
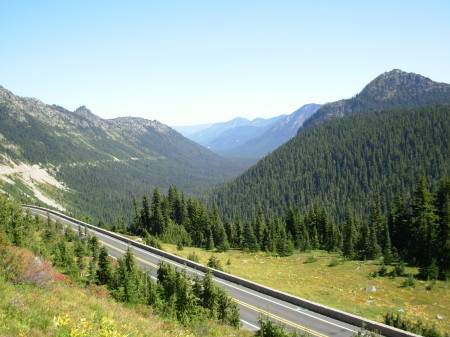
[27,206,359,336]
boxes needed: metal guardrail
[24,205,421,337]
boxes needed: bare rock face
[365,285,376,292]
[300,69,450,132]
[0,84,246,216]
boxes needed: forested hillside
[210,105,450,223]
[120,106,450,280]
[0,86,246,222]
[300,69,450,132]
[0,196,243,336]
[130,174,450,280]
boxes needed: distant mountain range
[185,115,286,152]
[211,69,450,221]
[183,69,450,160]
[2,69,449,225]
[178,104,321,158]
[0,86,247,221]
[219,104,321,157]
[172,123,214,137]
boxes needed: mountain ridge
[220,103,321,157]
[210,70,450,221]
[300,69,450,131]
[0,86,246,221]
[188,115,286,149]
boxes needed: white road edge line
[44,210,355,333]
[240,319,260,330]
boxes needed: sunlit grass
[0,276,252,337]
[161,244,450,334]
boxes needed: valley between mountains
[1,69,449,336]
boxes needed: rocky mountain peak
[71,105,110,131]
[359,69,449,101]
[300,70,450,132]
[74,105,92,115]
[109,117,171,136]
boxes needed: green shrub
[144,234,162,250]
[394,261,405,276]
[401,274,416,288]
[328,259,340,267]
[304,256,317,264]
[256,316,309,336]
[187,252,199,263]
[378,265,388,277]
[383,312,445,337]
[206,255,223,271]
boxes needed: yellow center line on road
[101,240,329,337]
[234,298,328,337]
[35,210,330,337]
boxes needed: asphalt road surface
[27,206,359,337]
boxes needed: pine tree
[209,207,225,249]
[285,204,296,240]
[144,270,158,306]
[174,269,199,325]
[411,176,438,268]
[216,223,230,252]
[297,209,310,252]
[381,221,393,264]
[88,258,97,285]
[74,238,86,270]
[216,286,240,327]
[88,235,100,262]
[202,269,217,316]
[242,220,259,252]
[129,196,141,234]
[234,216,243,249]
[140,195,151,234]
[224,220,237,248]
[186,199,208,247]
[367,221,382,260]
[369,193,385,245]
[116,248,141,304]
[434,178,450,279]
[157,261,178,300]
[10,209,24,247]
[389,193,409,257]
[276,227,295,257]
[97,246,113,286]
[124,246,138,275]
[150,188,165,236]
[206,229,215,250]
[253,207,266,244]
[173,191,188,226]
[342,208,357,259]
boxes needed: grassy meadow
[161,244,450,335]
[0,274,253,337]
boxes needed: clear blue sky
[1,1,449,126]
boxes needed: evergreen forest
[211,105,449,223]
[0,196,241,330]
[119,105,450,281]
[128,174,449,280]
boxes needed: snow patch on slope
[0,155,66,210]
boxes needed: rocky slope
[0,86,245,220]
